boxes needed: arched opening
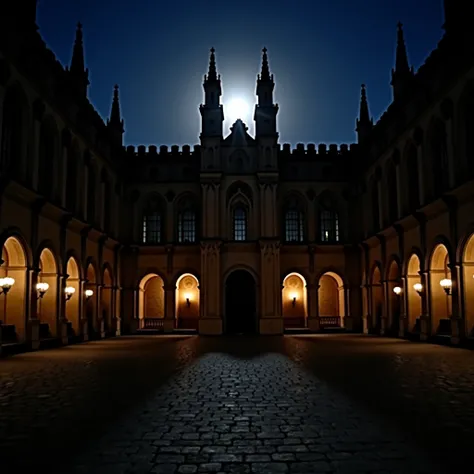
[38,248,58,338]
[65,257,81,337]
[386,260,400,335]
[318,271,345,329]
[85,263,97,337]
[0,237,28,343]
[175,273,199,329]
[370,266,383,333]
[101,266,114,335]
[282,272,307,328]
[138,273,165,329]
[406,254,422,333]
[429,244,451,335]
[225,270,257,334]
[462,234,474,336]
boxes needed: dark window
[143,212,161,243]
[320,210,339,242]
[178,210,196,243]
[371,183,379,232]
[233,207,247,241]
[432,121,450,195]
[285,210,304,242]
[387,165,398,223]
[406,145,419,211]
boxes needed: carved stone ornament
[201,241,221,256]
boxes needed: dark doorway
[225,270,257,334]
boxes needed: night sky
[37,0,443,147]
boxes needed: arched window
[233,207,247,241]
[371,181,380,232]
[142,195,164,244]
[320,209,339,242]
[66,143,79,213]
[284,209,304,242]
[103,178,111,233]
[431,119,450,195]
[405,143,420,211]
[38,117,57,198]
[386,159,398,223]
[178,210,196,243]
[87,161,96,224]
[1,87,23,175]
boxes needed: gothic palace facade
[1,2,474,351]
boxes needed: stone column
[343,286,352,330]
[31,100,45,190]
[420,270,431,340]
[28,267,40,350]
[59,142,68,208]
[58,274,69,344]
[163,283,176,332]
[306,282,320,331]
[380,279,390,335]
[399,276,408,337]
[450,263,463,344]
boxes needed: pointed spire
[206,47,218,82]
[109,85,123,130]
[395,22,410,75]
[356,84,373,143]
[259,47,272,81]
[69,21,90,96]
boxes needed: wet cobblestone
[1,334,473,473]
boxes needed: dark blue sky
[37,0,443,147]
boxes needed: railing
[319,316,341,328]
[143,318,165,330]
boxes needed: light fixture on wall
[85,289,94,300]
[413,283,423,296]
[0,277,15,295]
[184,293,191,307]
[36,282,49,299]
[65,286,76,301]
[290,293,297,307]
[393,286,402,295]
[440,278,452,296]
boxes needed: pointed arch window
[431,120,450,195]
[233,207,247,241]
[320,209,339,242]
[1,88,23,175]
[178,209,196,243]
[143,212,161,243]
[284,209,304,242]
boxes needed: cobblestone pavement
[1,335,474,474]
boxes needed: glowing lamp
[393,286,402,295]
[413,283,423,295]
[184,293,191,307]
[85,289,94,299]
[36,282,49,298]
[65,286,76,301]
[440,278,452,296]
[0,277,15,294]
[290,292,297,307]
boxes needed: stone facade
[1,1,473,347]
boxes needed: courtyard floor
[0,334,473,474]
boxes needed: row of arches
[366,232,474,338]
[138,270,346,331]
[0,235,116,344]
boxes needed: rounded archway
[429,244,451,335]
[101,266,114,335]
[370,265,383,333]
[318,271,345,328]
[139,273,165,328]
[406,254,422,333]
[282,272,307,328]
[175,273,199,329]
[462,234,474,336]
[386,259,401,335]
[38,248,58,338]
[65,257,81,336]
[0,236,28,342]
[224,269,257,334]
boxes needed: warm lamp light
[65,286,75,301]
[184,293,191,307]
[440,278,452,296]
[0,277,15,295]
[413,283,423,296]
[393,286,402,295]
[85,289,94,299]
[290,293,297,307]
[36,282,49,298]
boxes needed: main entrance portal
[225,270,257,334]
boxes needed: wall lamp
[184,293,191,307]
[85,289,94,300]
[36,282,49,299]
[440,278,452,296]
[0,277,15,295]
[413,283,423,296]
[393,286,402,296]
[65,286,76,301]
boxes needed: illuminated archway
[406,254,422,333]
[462,234,474,336]
[65,257,81,336]
[101,266,114,334]
[370,265,383,332]
[429,243,451,335]
[386,259,401,334]
[0,237,28,342]
[175,273,199,329]
[38,248,58,337]
[282,272,307,328]
[138,273,165,328]
[318,271,345,328]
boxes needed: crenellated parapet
[279,143,358,159]
[125,144,201,160]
